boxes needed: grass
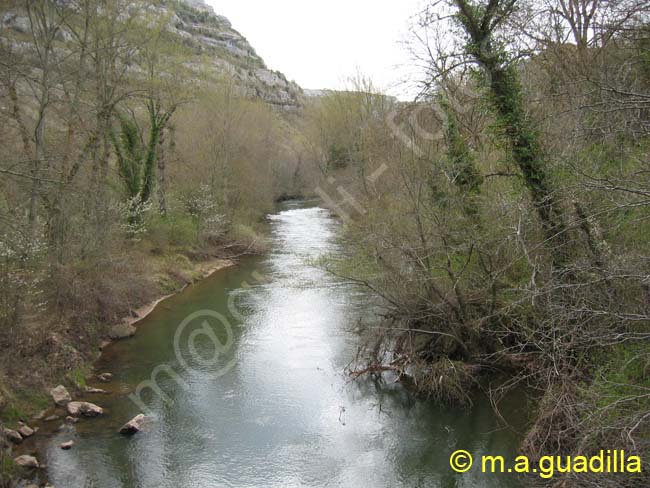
[0,389,49,425]
[0,404,24,425]
[67,367,89,389]
[0,455,17,484]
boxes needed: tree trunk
[454,0,570,269]
[157,127,167,216]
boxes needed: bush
[147,212,197,249]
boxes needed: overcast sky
[206,0,425,100]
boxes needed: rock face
[2,13,30,33]
[166,1,303,108]
[119,414,148,435]
[13,454,39,468]
[1,2,303,110]
[50,385,72,406]
[108,323,137,340]
[66,401,104,417]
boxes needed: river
[43,202,527,487]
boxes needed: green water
[44,203,527,487]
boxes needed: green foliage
[324,246,382,284]
[113,114,143,200]
[0,456,16,481]
[68,367,87,388]
[638,25,650,81]
[327,143,350,170]
[453,1,569,268]
[591,344,650,411]
[112,99,172,223]
[0,404,24,424]
[147,212,197,248]
[440,95,482,216]
[0,390,48,423]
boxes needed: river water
[44,203,527,487]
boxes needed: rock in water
[13,454,39,468]
[3,428,22,444]
[85,387,107,394]
[119,414,148,435]
[17,424,34,438]
[59,440,74,450]
[66,401,104,417]
[108,323,136,340]
[32,409,47,421]
[97,372,113,382]
[50,385,72,406]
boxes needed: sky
[205,0,426,100]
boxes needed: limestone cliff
[166,0,303,108]
[1,0,303,109]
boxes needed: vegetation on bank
[302,1,649,486]
[0,0,312,461]
[0,0,648,487]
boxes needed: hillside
[1,0,303,108]
[165,0,303,108]
[0,0,309,441]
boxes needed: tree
[112,99,174,224]
[439,94,482,216]
[424,0,571,269]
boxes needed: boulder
[3,428,22,444]
[50,385,72,406]
[66,401,103,417]
[45,415,60,422]
[119,414,148,435]
[17,424,34,438]
[13,454,39,468]
[65,415,79,424]
[59,440,74,450]
[108,323,136,340]
[97,373,113,382]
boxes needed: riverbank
[16,204,528,488]
[0,235,253,484]
[99,256,236,349]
